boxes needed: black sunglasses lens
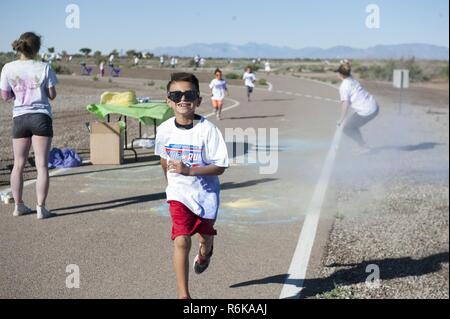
[184,91,198,101]
[168,91,198,102]
[169,91,183,102]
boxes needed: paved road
[0,74,342,299]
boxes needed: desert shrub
[309,65,325,73]
[403,58,427,82]
[50,62,72,75]
[358,65,390,80]
[247,64,261,72]
[297,64,325,73]
[258,78,268,86]
[355,59,428,82]
[146,80,155,86]
[0,52,15,71]
[439,64,449,80]
[225,72,240,80]
[355,60,396,81]
[93,76,99,81]
[188,59,196,67]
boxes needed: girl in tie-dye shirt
[0,32,58,220]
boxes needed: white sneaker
[13,203,33,217]
[37,205,52,220]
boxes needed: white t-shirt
[264,62,271,72]
[243,72,256,88]
[339,77,378,116]
[0,60,58,118]
[209,78,228,101]
[155,116,229,220]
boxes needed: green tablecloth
[86,101,174,126]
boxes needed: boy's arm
[160,158,168,182]
[168,160,226,177]
[189,165,226,176]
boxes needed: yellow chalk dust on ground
[222,198,270,209]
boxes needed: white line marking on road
[279,126,343,299]
[267,82,273,92]
[298,77,340,90]
[203,97,240,119]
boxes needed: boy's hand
[168,159,190,176]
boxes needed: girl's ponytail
[12,32,41,59]
[337,59,352,77]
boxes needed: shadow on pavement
[51,162,160,180]
[51,193,167,216]
[222,178,278,190]
[261,99,295,102]
[51,178,277,217]
[225,114,284,120]
[371,142,443,154]
[229,251,449,299]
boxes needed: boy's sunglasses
[167,90,199,103]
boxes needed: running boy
[209,69,228,120]
[243,67,256,102]
[155,73,229,299]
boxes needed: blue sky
[0,0,448,53]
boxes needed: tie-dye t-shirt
[155,116,229,220]
[0,60,58,118]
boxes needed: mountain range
[150,43,449,60]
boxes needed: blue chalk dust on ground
[278,138,331,152]
[150,201,303,225]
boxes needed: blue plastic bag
[62,148,82,168]
[48,148,81,169]
[48,148,64,169]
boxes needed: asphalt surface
[1,72,447,299]
[0,73,341,299]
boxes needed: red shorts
[168,200,217,241]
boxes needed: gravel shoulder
[305,82,449,299]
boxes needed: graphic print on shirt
[165,144,204,168]
[10,75,41,106]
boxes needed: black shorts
[246,86,254,94]
[12,113,53,139]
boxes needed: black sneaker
[193,245,213,274]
